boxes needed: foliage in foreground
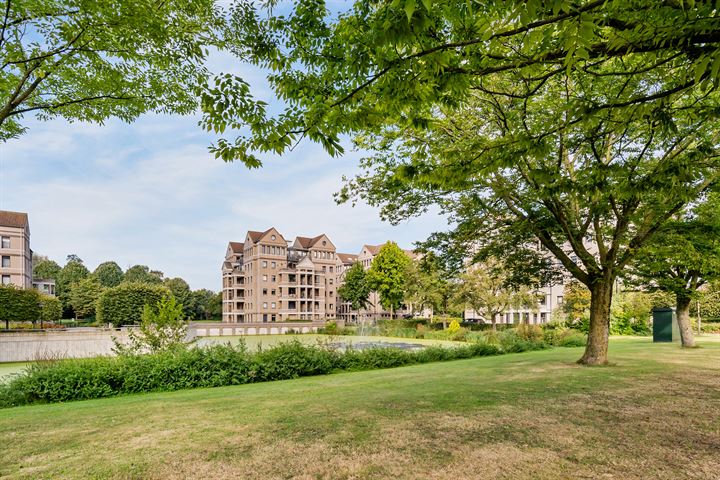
[0,329,584,407]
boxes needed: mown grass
[0,337,718,479]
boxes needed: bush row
[0,335,561,407]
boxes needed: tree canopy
[338,262,372,311]
[367,242,412,317]
[93,261,124,288]
[202,1,720,166]
[628,193,720,346]
[0,0,225,140]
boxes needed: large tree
[201,2,720,365]
[92,261,124,288]
[341,83,719,364]
[404,253,454,326]
[202,1,720,166]
[367,242,411,319]
[0,0,224,140]
[628,193,720,347]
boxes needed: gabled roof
[337,253,358,264]
[228,242,244,253]
[247,230,266,243]
[0,210,28,228]
[294,234,332,249]
[361,244,382,256]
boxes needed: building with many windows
[222,229,417,324]
[0,210,32,289]
[223,228,341,323]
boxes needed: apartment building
[0,210,32,289]
[222,228,340,323]
[222,230,419,324]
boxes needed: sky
[0,49,448,291]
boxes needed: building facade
[223,228,341,323]
[222,230,417,324]
[0,210,32,289]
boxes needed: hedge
[96,282,170,327]
[0,284,41,323]
[0,340,512,407]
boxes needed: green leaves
[0,0,225,140]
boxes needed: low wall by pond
[189,321,334,337]
[0,330,130,363]
[0,321,343,362]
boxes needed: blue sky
[0,49,447,291]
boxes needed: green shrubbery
[0,337,561,407]
[96,282,170,327]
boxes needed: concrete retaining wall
[0,330,129,363]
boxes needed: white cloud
[0,113,447,291]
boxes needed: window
[557,296,564,304]
[322,266,326,272]
[1,275,9,285]
[262,261,267,268]
[271,289,276,295]
[271,261,276,268]
[271,302,276,308]
[263,302,268,308]
[271,275,276,282]
[1,236,9,248]
[263,275,268,281]
[263,288,268,295]
[262,245,266,254]
[329,266,333,273]
[271,314,276,322]
[263,314,268,322]
[271,235,276,240]
[1,256,9,268]
[329,279,333,285]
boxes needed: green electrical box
[652,308,678,343]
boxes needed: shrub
[96,282,170,327]
[39,295,62,323]
[0,338,508,408]
[115,296,193,355]
[0,284,41,324]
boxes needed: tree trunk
[676,295,696,348]
[491,313,497,331]
[578,279,613,366]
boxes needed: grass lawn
[0,337,718,479]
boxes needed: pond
[196,334,462,351]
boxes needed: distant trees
[338,263,372,312]
[56,256,90,314]
[405,253,454,326]
[97,283,170,327]
[93,262,124,288]
[30,255,220,322]
[68,277,104,319]
[367,242,411,319]
[124,265,164,285]
[32,259,61,280]
[453,260,538,331]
